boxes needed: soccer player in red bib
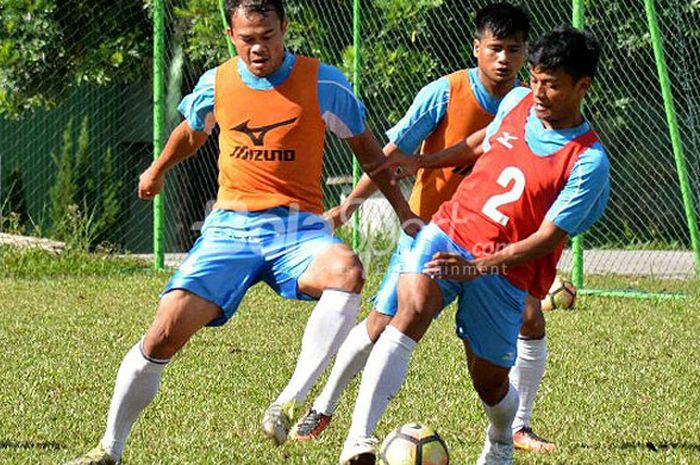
[339,26,610,465]
[64,2,417,464]
[291,4,556,453]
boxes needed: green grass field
[1,247,699,464]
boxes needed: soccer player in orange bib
[64,1,417,464]
[339,26,610,465]
[291,3,558,455]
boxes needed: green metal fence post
[352,0,361,250]
[644,0,700,278]
[571,0,585,288]
[153,0,165,271]
[218,0,236,58]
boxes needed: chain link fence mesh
[1,0,698,292]
[569,0,700,290]
[0,1,154,252]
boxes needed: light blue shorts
[402,223,527,368]
[163,207,342,326]
[373,230,416,316]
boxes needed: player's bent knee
[468,353,512,406]
[392,305,433,342]
[520,309,546,339]
[328,257,365,292]
[367,311,393,342]
[398,284,436,318]
[520,316,545,339]
[520,295,546,338]
[143,290,216,359]
[473,374,511,406]
[393,276,440,340]
[343,259,365,288]
[143,323,182,360]
[302,244,365,294]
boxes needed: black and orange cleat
[513,427,556,453]
[290,408,332,441]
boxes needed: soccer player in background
[64,1,418,464]
[339,25,610,465]
[290,3,557,454]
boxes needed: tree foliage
[48,116,122,249]
[3,0,700,250]
[0,0,151,118]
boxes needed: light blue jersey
[386,68,518,154]
[483,87,610,236]
[178,52,366,139]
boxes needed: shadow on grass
[631,442,700,453]
[0,440,64,450]
[575,441,700,452]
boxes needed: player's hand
[423,252,482,281]
[399,211,424,238]
[369,150,419,185]
[323,203,358,230]
[138,165,165,200]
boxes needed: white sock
[275,289,361,405]
[346,325,417,441]
[509,335,547,432]
[483,384,519,445]
[101,339,169,460]
[313,319,374,415]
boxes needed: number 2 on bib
[481,167,525,226]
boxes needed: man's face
[473,31,526,85]
[529,65,591,127]
[227,8,288,77]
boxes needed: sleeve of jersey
[545,144,611,236]
[482,87,532,153]
[177,68,216,133]
[317,64,366,139]
[384,78,450,154]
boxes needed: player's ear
[226,27,235,42]
[576,76,593,97]
[473,38,480,58]
[281,17,289,35]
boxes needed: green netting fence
[0,1,154,252]
[1,0,698,296]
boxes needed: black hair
[475,2,530,41]
[225,0,285,24]
[528,25,601,80]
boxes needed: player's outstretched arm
[370,127,486,179]
[346,130,422,236]
[324,142,404,229]
[323,174,373,229]
[420,127,486,169]
[138,121,209,200]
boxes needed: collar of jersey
[236,52,296,90]
[524,105,592,156]
[468,67,520,116]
